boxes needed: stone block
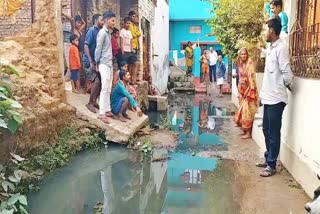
[148,95,168,111]
[136,81,149,111]
[66,91,149,144]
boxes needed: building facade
[169,0,223,68]
[238,0,320,197]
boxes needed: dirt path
[204,89,309,214]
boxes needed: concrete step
[66,91,149,143]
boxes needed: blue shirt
[216,61,226,78]
[111,81,137,110]
[265,3,288,34]
[82,26,100,63]
[279,11,288,34]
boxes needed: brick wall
[0,0,32,37]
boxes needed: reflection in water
[28,94,240,214]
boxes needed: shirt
[69,44,81,70]
[129,23,141,50]
[111,36,119,57]
[260,39,293,105]
[216,61,226,78]
[95,26,113,67]
[120,28,133,52]
[111,81,138,111]
[82,26,100,63]
[279,11,289,34]
[209,51,218,66]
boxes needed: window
[189,26,202,34]
[289,0,320,78]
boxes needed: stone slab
[66,91,149,144]
[148,95,168,111]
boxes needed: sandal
[256,162,268,168]
[259,166,276,177]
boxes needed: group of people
[234,0,293,177]
[67,10,160,124]
[185,42,227,98]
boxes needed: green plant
[0,64,23,134]
[21,126,103,173]
[139,139,153,154]
[159,115,172,131]
[206,0,265,60]
[0,154,28,214]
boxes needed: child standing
[200,50,209,83]
[69,34,81,93]
[216,55,226,98]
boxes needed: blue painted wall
[169,0,212,20]
[169,20,219,51]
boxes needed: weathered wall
[151,0,169,94]
[0,0,32,37]
[0,0,74,151]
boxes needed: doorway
[141,18,151,81]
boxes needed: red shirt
[69,44,81,70]
[111,36,119,57]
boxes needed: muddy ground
[198,91,309,214]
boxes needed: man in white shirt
[208,47,218,83]
[258,17,293,177]
[120,17,138,84]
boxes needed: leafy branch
[0,64,23,134]
[206,0,265,61]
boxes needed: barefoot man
[95,11,116,123]
[111,70,143,122]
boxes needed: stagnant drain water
[28,94,239,214]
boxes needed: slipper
[260,166,276,177]
[98,115,110,124]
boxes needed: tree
[206,0,265,61]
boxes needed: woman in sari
[234,48,258,139]
[185,41,194,76]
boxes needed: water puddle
[28,94,241,214]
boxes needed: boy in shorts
[69,34,81,93]
[120,17,138,84]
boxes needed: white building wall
[233,0,320,197]
[138,0,169,95]
[150,0,170,94]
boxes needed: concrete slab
[66,91,149,144]
[148,95,168,111]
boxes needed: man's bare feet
[72,89,80,94]
[98,115,110,124]
[93,103,99,109]
[86,103,96,113]
[238,131,246,136]
[123,113,131,120]
[105,111,114,118]
[118,115,127,122]
[240,134,251,139]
